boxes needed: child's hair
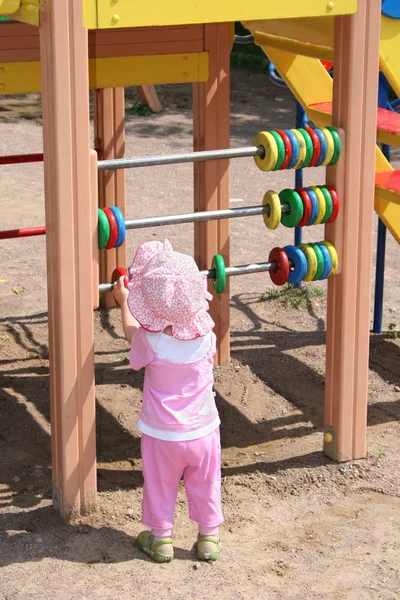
[127,239,214,340]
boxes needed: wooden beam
[94,87,127,308]
[193,23,231,365]
[39,0,96,518]
[324,0,381,461]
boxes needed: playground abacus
[0,126,342,294]
[96,126,341,292]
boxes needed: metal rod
[98,259,292,294]
[200,262,276,278]
[98,146,264,172]
[125,202,290,230]
[0,202,290,241]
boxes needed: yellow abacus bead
[321,128,335,166]
[320,240,339,276]
[299,243,318,281]
[309,186,326,225]
[262,190,282,230]
[290,129,307,169]
[254,131,279,172]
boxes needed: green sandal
[136,530,174,563]
[196,535,222,561]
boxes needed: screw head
[327,2,334,11]
[111,13,120,25]
[324,432,333,444]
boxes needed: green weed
[128,102,154,117]
[375,449,386,459]
[261,283,326,310]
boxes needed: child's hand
[113,276,129,307]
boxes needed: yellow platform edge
[375,186,400,208]
[83,0,357,30]
[0,53,210,94]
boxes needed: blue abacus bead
[382,0,400,18]
[284,244,308,284]
[284,129,300,170]
[305,187,319,225]
[316,242,332,279]
[314,128,328,167]
[110,206,126,248]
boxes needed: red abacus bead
[103,207,119,249]
[275,129,293,170]
[268,247,290,286]
[111,267,129,307]
[305,127,321,167]
[295,187,313,227]
[112,266,129,288]
[324,185,340,223]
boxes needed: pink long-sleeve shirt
[130,327,220,441]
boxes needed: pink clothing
[130,327,220,441]
[141,429,223,530]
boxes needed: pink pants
[141,428,223,530]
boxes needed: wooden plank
[193,23,231,366]
[0,24,206,62]
[39,0,96,519]
[88,40,204,58]
[324,0,381,461]
[138,85,162,113]
[94,87,127,309]
[89,25,204,44]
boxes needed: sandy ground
[0,71,400,600]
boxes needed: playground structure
[0,0,390,519]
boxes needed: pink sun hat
[127,239,214,340]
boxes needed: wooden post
[138,85,163,113]
[94,87,127,308]
[40,0,97,518]
[324,0,381,461]
[193,23,231,365]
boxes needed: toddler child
[113,239,223,563]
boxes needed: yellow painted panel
[254,32,334,61]
[0,53,209,95]
[88,53,209,88]
[83,0,97,30]
[0,60,41,94]
[244,17,334,47]
[256,46,333,109]
[306,107,332,127]
[0,0,20,15]
[380,15,400,100]
[375,196,400,244]
[87,0,357,29]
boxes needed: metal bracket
[323,425,337,460]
